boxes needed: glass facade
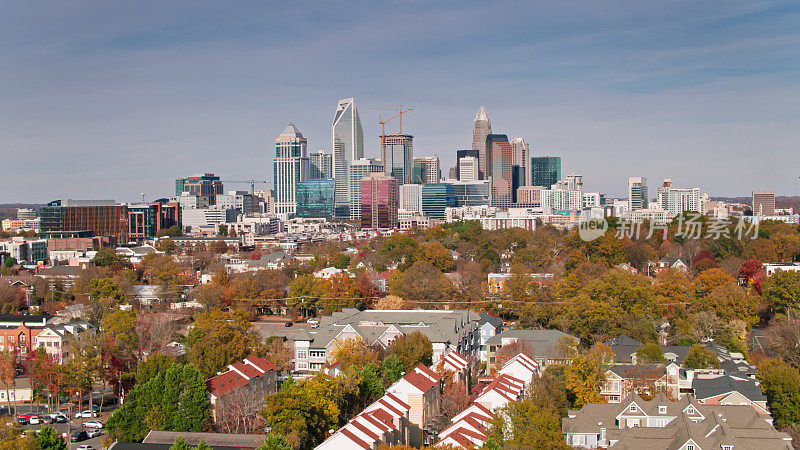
[332,98,364,218]
[450,181,490,207]
[296,179,335,219]
[349,159,383,220]
[273,124,309,215]
[531,156,562,188]
[361,175,398,230]
[421,183,456,220]
[383,134,413,185]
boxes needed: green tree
[35,425,66,450]
[380,354,405,386]
[135,353,175,384]
[93,247,132,268]
[684,344,719,369]
[635,343,665,364]
[256,434,292,450]
[764,271,800,316]
[169,436,191,450]
[262,376,339,450]
[387,331,433,371]
[186,309,260,378]
[2,257,16,268]
[107,363,209,442]
[757,358,800,429]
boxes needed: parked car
[86,429,103,438]
[284,322,293,327]
[91,404,100,413]
[28,415,40,425]
[76,445,95,450]
[70,431,88,443]
[16,413,38,425]
[74,410,98,418]
[50,413,68,423]
[83,420,104,429]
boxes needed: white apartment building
[628,176,648,211]
[582,192,601,208]
[33,320,95,364]
[541,188,583,212]
[399,184,423,214]
[458,156,479,182]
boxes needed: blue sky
[1,0,798,202]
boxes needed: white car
[86,429,103,438]
[76,446,95,450]
[28,416,40,425]
[83,420,104,429]
[75,410,98,418]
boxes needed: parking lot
[251,319,314,342]
[13,408,114,449]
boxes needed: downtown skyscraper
[472,106,492,180]
[273,123,309,215]
[331,98,365,218]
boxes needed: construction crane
[376,105,412,172]
[224,180,269,196]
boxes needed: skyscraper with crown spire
[472,106,492,180]
[273,123,308,215]
[331,98,365,218]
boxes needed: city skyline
[1,1,798,202]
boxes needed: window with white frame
[297,350,307,359]
[629,404,637,412]
[659,406,667,414]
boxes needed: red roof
[402,371,436,393]
[339,428,370,449]
[205,356,278,397]
[414,364,442,382]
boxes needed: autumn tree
[101,309,140,394]
[375,295,412,310]
[635,343,665,364]
[564,345,606,407]
[691,268,735,301]
[684,344,719,369]
[262,376,339,449]
[414,241,454,272]
[387,332,433,371]
[328,338,378,371]
[388,261,455,305]
[763,271,800,316]
[757,358,800,429]
[256,337,293,372]
[186,309,260,378]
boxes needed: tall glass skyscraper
[383,134,413,185]
[273,123,309,215]
[296,179,335,219]
[421,183,456,220]
[349,158,384,220]
[308,151,333,179]
[472,106,492,180]
[531,156,562,188]
[487,134,513,210]
[331,98,364,218]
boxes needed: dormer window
[686,406,695,415]
[659,406,667,414]
[629,404,636,412]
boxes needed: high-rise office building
[450,180,491,207]
[349,158,384,220]
[565,174,584,191]
[16,209,37,220]
[458,156,479,182]
[510,137,530,186]
[332,98,365,218]
[296,179,335,219]
[216,191,257,216]
[399,184,423,214]
[41,199,129,244]
[487,134,513,210]
[308,151,333,179]
[752,191,776,216]
[472,107,492,180]
[175,174,224,206]
[456,149,479,180]
[412,156,440,184]
[361,173,398,230]
[530,157,561,188]
[127,201,181,241]
[383,134,414,185]
[421,184,456,220]
[628,177,649,211]
[273,123,309,215]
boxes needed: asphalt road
[251,320,313,342]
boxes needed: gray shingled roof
[693,375,766,403]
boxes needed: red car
[16,413,38,425]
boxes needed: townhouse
[483,329,579,372]
[294,309,480,372]
[205,356,279,425]
[562,393,792,449]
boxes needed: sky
[1,0,798,203]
